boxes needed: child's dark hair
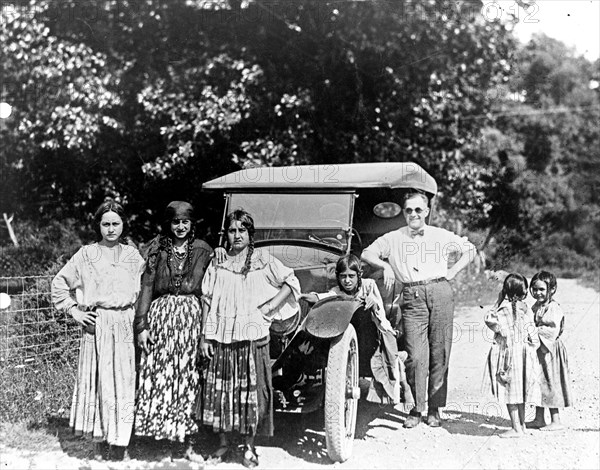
[335,254,362,294]
[93,198,127,240]
[224,209,255,276]
[501,273,528,319]
[530,271,557,299]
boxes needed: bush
[0,219,85,277]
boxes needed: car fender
[304,295,361,339]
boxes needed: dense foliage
[1,0,599,275]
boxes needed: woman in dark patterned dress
[134,201,212,461]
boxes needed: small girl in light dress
[484,273,541,438]
[526,271,572,431]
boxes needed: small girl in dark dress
[526,271,572,431]
[134,201,212,461]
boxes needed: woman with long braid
[134,201,212,461]
[197,209,300,468]
[484,273,541,438]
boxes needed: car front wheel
[324,324,359,462]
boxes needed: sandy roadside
[1,278,598,470]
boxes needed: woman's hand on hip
[71,308,97,328]
[259,303,275,322]
[137,330,154,355]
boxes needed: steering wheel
[321,237,344,249]
[307,233,344,249]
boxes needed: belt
[403,277,447,287]
[81,304,133,311]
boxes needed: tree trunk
[3,213,18,247]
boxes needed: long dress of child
[134,238,213,442]
[484,299,541,405]
[533,300,572,408]
[52,243,145,446]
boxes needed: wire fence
[0,275,80,423]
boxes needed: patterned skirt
[134,294,202,442]
[196,338,273,437]
[70,307,136,446]
[484,340,541,405]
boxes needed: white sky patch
[496,0,600,60]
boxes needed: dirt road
[1,279,598,469]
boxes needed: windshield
[258,243,340,294]
[227,192,354,249]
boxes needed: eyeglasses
[404,207,425,214]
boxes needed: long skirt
[134,294,202,442]
[197,338,273,437]
[538,338,572,408]
[70,307,136,446]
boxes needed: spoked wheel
[324,324,359,462]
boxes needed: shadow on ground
[25,400,511,467]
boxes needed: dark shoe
[108,445,128,461]
[170,440,186,461]
[403,411,422,429]
[242,445,259,468]
[426,413,441,427]
[210,445,230,463]
[426,407,441,427]
[93,441,109,461]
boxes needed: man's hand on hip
[383,264,395,291]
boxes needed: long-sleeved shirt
[52,243,145,312]
[134,238,212,333]
[202,247,301,343]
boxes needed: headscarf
[164,200,195,223]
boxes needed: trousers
[401,280,454,413]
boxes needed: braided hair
[146,205,196,278]
[501,273,528,319]
[224,209,255,277]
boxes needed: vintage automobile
[202,162,437,462]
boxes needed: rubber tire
[324,324,359,462]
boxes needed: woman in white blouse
[52,200,145,461]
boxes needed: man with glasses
[361,192,476,428]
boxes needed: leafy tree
[0,4,121,219]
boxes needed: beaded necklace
[167,238,191,292]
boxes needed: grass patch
[0,353,76,425]
[0,420,61,451]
